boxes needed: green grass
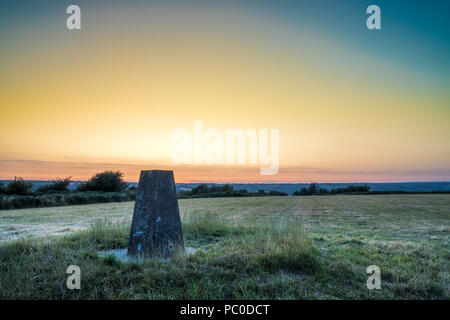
[0,195,448,299]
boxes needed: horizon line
[1,179,449,184]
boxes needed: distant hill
[2,180,449,195]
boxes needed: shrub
[267,190,288,196]
[293,187,310,196]
[77,170,127,192]
[179,184,288,199]
[0,191,137,210]
[4,177,33,196]
[300,187,309,195]
[330,185,370,194]
[308,183,317,195]
[190,184,210,195]
[293,183,368,196]
[36,177,72,193]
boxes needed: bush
[293,183,371,196]
[36,177,71,193]
[293,186,312,196]
[4,177,33,196]
[179,184,286,198]
[267,190,288,196]
[0,190,137,210]
[308,183,317,195]
[330,185,370,194]
[77,170,127,192]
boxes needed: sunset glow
[1,1,449,182]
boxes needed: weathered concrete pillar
[127,170,184,257]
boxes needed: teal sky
[1,0,449,81]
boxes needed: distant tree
[37,177,72,193]
[268,190,288,196]
[77,170,127,192]
[318,187,329,194]
[298,187,308,195]
[0,182,6,194]
[5,177,33,196]
[191,184,210,195]
[293,187,309,196]
[308,183,317,195]
[330,185,370,194]
[179,185,287,198]
[221,184,234,193]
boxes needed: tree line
[292,183,370,196]
[0,171,135,210]
[178,184,288,199]
[0,170,129,196]
[1,173,448,210]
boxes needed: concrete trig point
[127,170,184,257]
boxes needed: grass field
[0,195,448,299]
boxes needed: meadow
[0,194,448,299]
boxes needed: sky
[0,0,449,183]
